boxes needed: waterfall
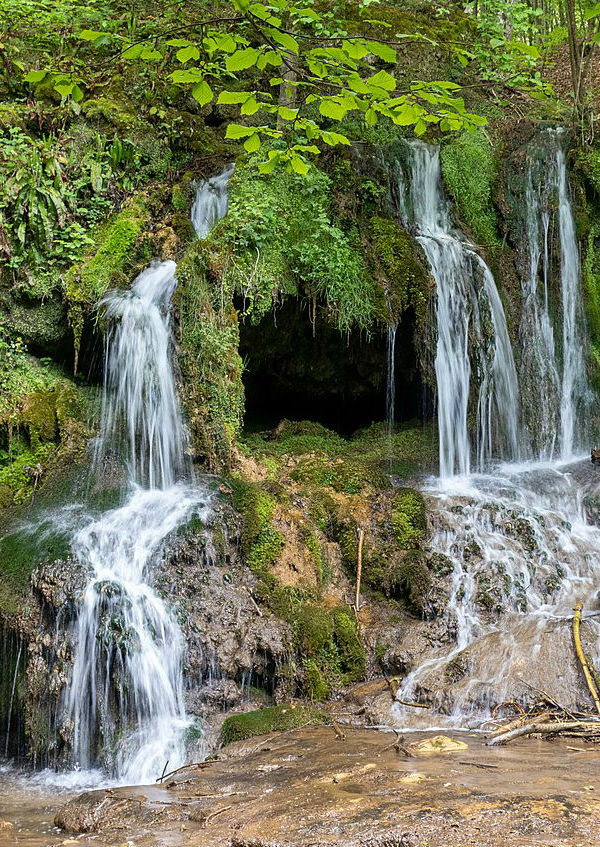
[557,143,589,458]
[393,133,598,728]
[519,159,560,458]
[396,141,520,478]
[191,163,235,239]
[519,129,590,460]
[64,165,233,783]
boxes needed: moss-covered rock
[368,216,431,328]
[64,195,150,363]
[220,703,330,745]
[440,130,500,247]
[175,241,244,471]
[392,487,427,549]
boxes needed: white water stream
[396,141,520,478]
[393,134,599,727]
[64,165,233,782]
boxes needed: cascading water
[518,129,590,460]
[556,142,589,458]
[393,133,599,728]
[64,165,233,783]
[395,141,520,478]
[191,163,235,239]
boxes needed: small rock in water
[413,735,468,754]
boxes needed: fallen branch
[396,698,431,709]
[573,603,600,715]
[487,720,600,747]
[202,804,232,828]
[458,760,499,769]
[354,527,364,615]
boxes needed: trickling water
[557,144,589,458]
[519,130,590,460]
[519,160,560,458]
[395,458,600,726]
[396,142,520,478]
[64,166,233,783]
[191,163,235,239]
[386,324,397,436]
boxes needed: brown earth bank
[42,727,600,847]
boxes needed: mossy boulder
[368,216,431,328]
[64,195,150,362]
[220,703,330,745]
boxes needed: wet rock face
[152,501,292,712]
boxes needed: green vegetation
[65,196,150,358]
[440,131,500,247]
[175,242,245,471]
[220,703,330,745]
[221,161,380,333]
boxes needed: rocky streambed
[4,720,600,847]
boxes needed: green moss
[440,131,500,247]
[303,659,331,701]
[392,487,427,549]
[291,456,389,495]
[64,195,150,359]
[220,703,330,745]
[331,607,366,682]
[369,216,430,329]
[0,514,72,613]
[391,551,431,615]
[175,242,244,471]
[583,224,600,391]
[229,478,283,578]
[294,603,335,656]
[82,96,141,133]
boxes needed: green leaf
[268,29,299,54]
[366,40,396,63]
[121,43,144,59]
[368,69,396,91]
[290,154,309,174]
[191,79,214,106]
[365,108,378,127]
[509,41,540,58]
[319,99,347,121]
[241,95,260,114]
[176,45,200,63]
[585,2,600,20]
[321,130,350,146]
[225,123,256,139]
[140,46,163,61]
[218,91,252,105]
[166,38,192,47]
[265,50,282,66]
[244,133,261,152]
[54,81,74,98]
[169,68,204,83]
[226,48,260,71]
[78,29,104,41]
[24,70,47,83]
[342,39,370,60]
[258,152,281,174]
[215,34,237,53]
[278,106,298,121]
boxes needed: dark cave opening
[238,298,424,436]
